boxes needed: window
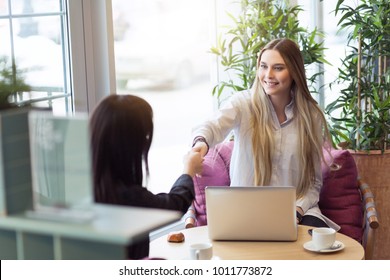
[111,0,354,193]
[1,0,355,194]
[297,0,356,108]
[0,0,72,114]
[112,0,214,193]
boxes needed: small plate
[303,240,345,253]
[183,255,221,260]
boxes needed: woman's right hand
[183,151,204,177]
[191,141,208,157]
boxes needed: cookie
[167,232,185,243]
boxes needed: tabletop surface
[0,204,181,245]
[150,225,365,260]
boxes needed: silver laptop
[205,186,297,241]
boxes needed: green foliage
[0,56,31,109]
[325,0,390,152]
[210,0,328,104]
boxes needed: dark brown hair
[90,94,153,203]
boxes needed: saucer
[183,255,221,260]
[303,240,345,253]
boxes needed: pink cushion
[192,141,233,226]
[319,149,363,242]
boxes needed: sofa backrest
[193,141,364,243]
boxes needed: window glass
[12,17,64,88]
[297,0,356,107]
[0,0,8,15]
[321,0,356,106]
[112,0,214,193]
[0,0,10,57]
[111,0,359,193]
[0,0,72,114]
[0,21,11,57]
[11,0,61,14]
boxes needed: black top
[112,174,195,259]
[118,174,194,213]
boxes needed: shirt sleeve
[121,174,195,214]
[295,170,322,213]
[192,91,246,147]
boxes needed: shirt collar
[284,94,295,122]
[267,92,295,127]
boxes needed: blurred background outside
[0,0,354,193]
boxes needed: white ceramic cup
[189,243,213,260]
[312,227,336,250]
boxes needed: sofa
[186,140,379,258]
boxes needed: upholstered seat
[185,141,379,259]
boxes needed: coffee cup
[312,227,336,250]
[189,242,213,260]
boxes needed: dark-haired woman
[90,94,203,259]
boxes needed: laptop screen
[27,111,94,221]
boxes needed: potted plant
[210,0,328,105]
[0,56,31,109]
[324,0,390,259]
[0,56,34,216]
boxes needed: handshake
[183,150,204,178]
[183,137,209,177]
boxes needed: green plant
[0,56,31,109]
[210,0,328,105]
[325,0,390,153]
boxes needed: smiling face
[258,49,293,99]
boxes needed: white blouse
[192,90,339,230]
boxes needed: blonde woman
[192,38,339,229]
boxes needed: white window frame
[68,0,116,113]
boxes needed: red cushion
[192,141,233,226]
[319,149,363,242]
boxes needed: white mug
[312,227,336,250]
[189,243,213,260]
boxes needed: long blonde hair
[250,38,330,199]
